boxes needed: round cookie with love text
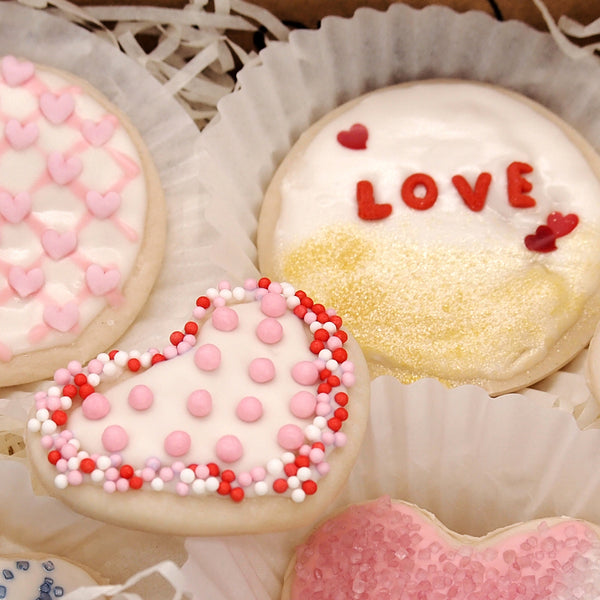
[26,279,370,536]
[281,497,600,599]
[0,55,165,387]
[258,80,600,395]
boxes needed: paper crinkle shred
[16,0,289,129]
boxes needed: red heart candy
[524,225,557,253]
[336,123,368,150]
[547,211,579,238]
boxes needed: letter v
[451,173,492,212]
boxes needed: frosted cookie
[0,554,101,598]
[259,80,600,395]
[0,55,165,387]
[25,278,370,536]
[281,496,600,599]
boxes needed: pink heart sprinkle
[81,117,116,147]
[7,266,45,298]
[47,152,82,185]
[43,301,79,332]
[0,191,31,224]
[41,229,78,260]
[39,91,75,125]
[4,119,39,150]
[85,264,121,296]
[85,191,121,220]
[1,56,35,87]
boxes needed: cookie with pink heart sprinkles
[26,278,370,536]
[0,55,165,386]
[281,496,600,600]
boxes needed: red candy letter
[401,173,438,210]
[507,161,536,208]
[451,172,492,212]
[356,180,392,221]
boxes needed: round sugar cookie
[281,496,600,599]
[25,278,370,536]
[258,80,600,395]
[0,55,165,387]
[0,553,102,597]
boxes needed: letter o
[401,173,438,210]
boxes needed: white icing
[0,556,97,597]
[67,303,320,472]
[0,58,147,357]
[275,82,600,286]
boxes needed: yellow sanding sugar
[280,224,589,385]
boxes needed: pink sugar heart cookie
[282,497,600,600]
[26,279,370,536]
[0,55,166,388]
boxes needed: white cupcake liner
[183,377,600,599]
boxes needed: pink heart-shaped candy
[81,117,116,147]
[0,192,31,224]
[43,301,79,333]
[39,91,75,125]
[7,266,45,298]
[85,264,121,296]
[41,229,77,260]
[85,191,121,219]
[1,55,35,87]
[47,152,82,186]
[4,119,39,150]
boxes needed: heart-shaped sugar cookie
[282,496,600,600]
[26,279,370,536]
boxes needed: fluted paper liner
[4,2,600,598]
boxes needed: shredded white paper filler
[16,0,289,129]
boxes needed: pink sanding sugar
[289,497,600,600]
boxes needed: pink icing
[81,392,111,420]
[290,497,600,600]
